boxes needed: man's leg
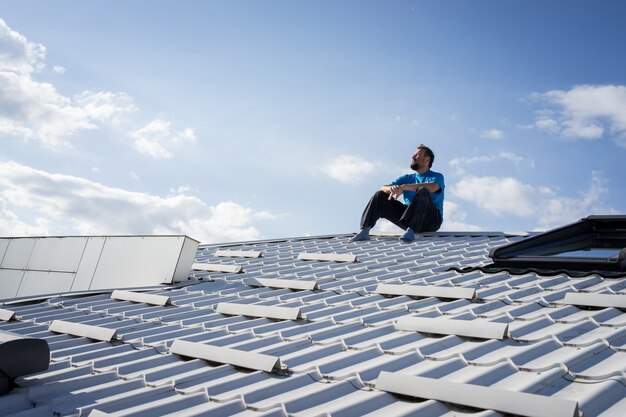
[400,187,442,234]
[361,190,407,228]
[352,191,406,241]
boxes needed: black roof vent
[0,330,50,395]
[490,215,626,273]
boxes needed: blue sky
[1,1,625,242]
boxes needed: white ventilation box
[192,263,242,273]
[376,372,579,417]
[170,340,282,372]
[214,249,262,258]
[49,320,118,342]
[111,290,171,306]
[396,316,509,340]
[297,252,357,262]
[0,235,199,300]
[563,292,626,309]
[216,302,302,320]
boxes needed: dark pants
[360,188,442,232]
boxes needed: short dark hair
[418,144,434,168]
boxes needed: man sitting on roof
[351,144,445,243]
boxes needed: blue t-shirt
[390,170,445,219]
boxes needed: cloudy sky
[1,1,625,243]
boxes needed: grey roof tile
[2,233,625,417]
[77,384,177,416]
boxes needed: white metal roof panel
[16,270,76,297]
[0,236,198,300]
[0,308,16,321]
[1,238,36,269]
[0,269,25,299]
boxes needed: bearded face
[410,147,431,172]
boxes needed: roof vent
[0,308,16,321]
[215,249,262,258]
[297,252,357,262]
[375,284,475,300]
[0,330,50,395]
[396,317,508,340]
[563,292,626,309]
[49,320,117,342]
[376,372,579,417]
[110,290,171,306]
[192,263,242,274]
[245,277,318,291]
[216,302,301,320]
[170,340,282,372]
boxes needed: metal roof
[1,232,625,417]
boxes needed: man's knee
[416,186,429,196]
[373,190,388,200]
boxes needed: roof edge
[199,231,529,248]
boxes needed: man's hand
[383,185,404,200]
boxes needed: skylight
[490,215,626,273]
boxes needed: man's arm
[381,182,440,200]
[392,182,441,193]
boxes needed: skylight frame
[490,215,626,272]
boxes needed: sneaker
[400,228,415,242]
[350,228,371,242]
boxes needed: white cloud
[535,170,617,230]
[452,176,537,217]
[499,151,535,170]
[371,219,400,233]
[450,172,616,230]
[0,19,189,157]
[73,91,135,124]
[0,18,45,74]
[392,115,420,126]
[52,65,65,74]
[450,155,495,175]
[480,128,504,140]
[0,19,136,150]
[322,154,379,184]
[450,152,533,175]
[529,84,626,144]
[0,160,276,243]
[129,118,196,159]
[440,200,482,231]
[0,198,49,236]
